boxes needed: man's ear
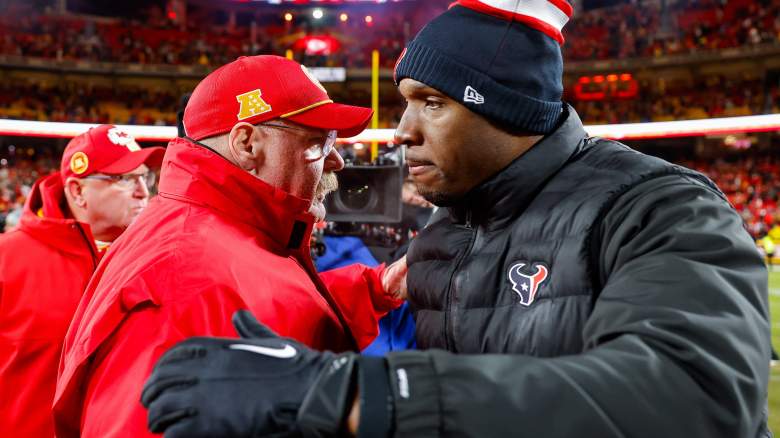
[65,178,87,209]
[228,123,265,171]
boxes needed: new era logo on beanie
[394,0,572,135]
[464,86,485,105]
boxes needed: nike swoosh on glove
[141,310,357,438]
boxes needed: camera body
[324,163,403,223]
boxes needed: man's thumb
[232,310,279,339]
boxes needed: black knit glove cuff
[356,356,395,438]
[296,355,395,438]
[297,354,358,438]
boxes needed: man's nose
[394,107,421,147]
[324,148,345,173]
[134,178,151,199]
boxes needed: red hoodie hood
[158,138,316,253]
[19,173,98,259]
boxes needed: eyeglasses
[84,172,156,190]
[260,122,337,162]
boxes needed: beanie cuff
[395,41,562,134]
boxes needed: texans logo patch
[507,262,549,306]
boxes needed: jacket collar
[158,138,316,253]
[19,172,99,258]
[449,104,588,228]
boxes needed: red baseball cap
[60,124,166,181]
[183,55,373,141]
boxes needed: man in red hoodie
[0,124,164,437]
[53,55,406,438]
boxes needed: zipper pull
[465,210,473,228]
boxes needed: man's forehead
[118,163,149,175]
[269,120,329,137]
[399,78,447,97]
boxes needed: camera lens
[337,174,377,212]
[342,184,372,210]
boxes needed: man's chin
[308,200,327,222]
[128,209,144,223]
[417,185,460,207]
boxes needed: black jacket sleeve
[370,174,770,438]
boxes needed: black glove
[141,310,357,437]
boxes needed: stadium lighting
[284,12,293,22]
[1,115,780,143]
[312,8,324,20]
[340,13,349,22]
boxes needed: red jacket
[53,138,400,438]
[0,173,100,437]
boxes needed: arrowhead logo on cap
[107,128,141,151]
[301,66,328,94]
[70,152,89,175]
[236,89,273,121]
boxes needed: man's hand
[401,181,434,208]
[141,311,357,437]
[381,255,408,301]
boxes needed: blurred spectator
[683,155,780,239]
[0,81,179,125]
[564,0,780,61]
[569,74,774,125]
[0,154,57,230]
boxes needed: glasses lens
[303,130,338,161]
[144,172,156,188]
[323,130,337,156]
[116,173,154,189]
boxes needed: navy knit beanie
[394,0,572,134]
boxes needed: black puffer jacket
[378,106,770,437]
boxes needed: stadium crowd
[565,0,780,60]
[0,81,179,126]
[685,156,780,240]
[0,2,424,69]
[569,75,779,124]
[0,150,777,244]
[0,75,775,127]
[0,1,778,126]
[1,0,778,69]
[0,154,57,231]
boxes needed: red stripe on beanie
[456,0,567,44]
[548,0,573,18]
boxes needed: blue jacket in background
[315,235,416,355]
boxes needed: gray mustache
[315,172,338,199]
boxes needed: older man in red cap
[0,124,164,437]
[53,55,406,438]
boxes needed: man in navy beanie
[142,1,770,437]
